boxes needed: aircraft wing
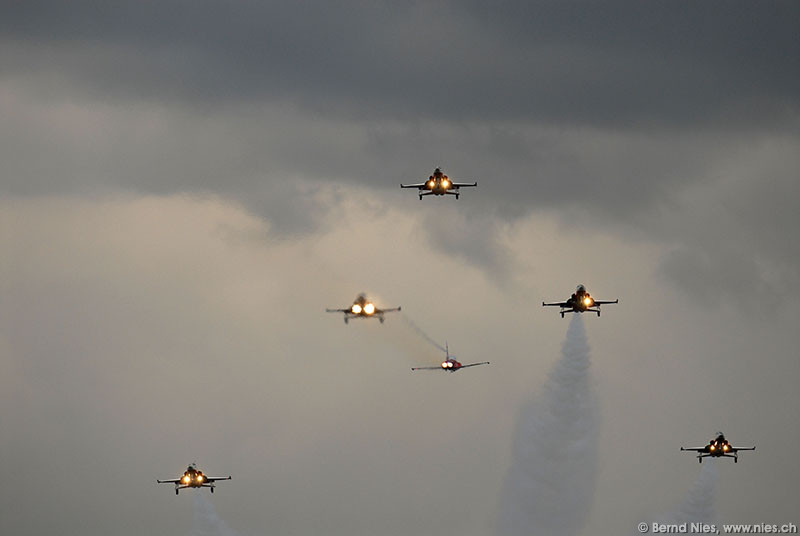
[411,366,441,371]
[731,446,756,452]
[205,476,232,482]
[460,361,490,368]
[157,478,182,484]
[680,447,707,452]
[400,183,427,189]
[450,181,477,188]
[542,301,568,307]
[326,308,349,313]
[377,307,401,314]
[593,299,619,305]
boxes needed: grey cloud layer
[2,1,798,125]
[1,0,797,300]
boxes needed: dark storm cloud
[1,0,797,300]
[1,0,798,126]
[655,148,800,309]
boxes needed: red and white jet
[400,167,477,200]
[157,464,231,495]
[411,343,489,373]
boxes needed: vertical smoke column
[498,315,599,536]
[654,461,718,529]
[192,492,238,536]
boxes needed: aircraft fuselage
[426,178,452,195]
[566,292,595,312]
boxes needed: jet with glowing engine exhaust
[681,432,755,463]
[157,464,231,494]
[411,343,490,373]
[400,167,477,200]
[542,284,618,318]
[326,293,401,324]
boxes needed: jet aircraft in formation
[156,166,753,507]
[326,293,401,324]
[411,343,490,373]
[157,464,231,494]
[681,432,755,463]
[542,284,619,317]
[400,167,477,200]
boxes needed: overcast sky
[1,2,798,535]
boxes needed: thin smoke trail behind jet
[192,492,238,536]
[401,313,447,353]
[498,315,599,536]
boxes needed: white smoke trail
[654,461,718,529]
[498,315,599,536]
[401,313,447,353]
[192,492,238,536]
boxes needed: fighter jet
[157,464,231,494]
[681,432,755,463]
[411,343,489,373]
[400,167,477,200]
[326,293,401,324]
[542,284,618,317]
